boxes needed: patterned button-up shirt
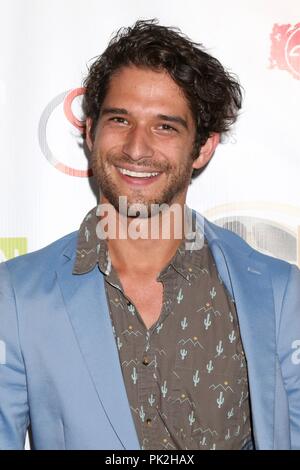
[73,207,252,450]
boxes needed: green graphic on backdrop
[0,238,27,261]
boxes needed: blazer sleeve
[277,264,300,450]
[0,262,29,449]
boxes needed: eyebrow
[101,108,188,129]
[101,107,129,116]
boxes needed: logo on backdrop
[38,88,92,177]
[270,23,300,80]
[204,202,300,268]
[0,238,27,262]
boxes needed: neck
[98,197,189,277]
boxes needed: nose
[122,125,154,161]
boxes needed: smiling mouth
[116,167,160,178]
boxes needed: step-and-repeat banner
[1,0,300,267]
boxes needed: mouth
[116,166,162,185]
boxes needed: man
[0,19,299,450]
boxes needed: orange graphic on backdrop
[38,88,92,178]
[63,87,86,133]
[270,23,300,80]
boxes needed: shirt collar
[73,205,206,281]
[73,206,108,275]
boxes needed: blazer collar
[57,240,140,450]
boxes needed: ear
[85,117,94,152]
[192,133,220,170]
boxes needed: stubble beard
[91,150,193,218]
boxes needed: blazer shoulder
[204,216,294,279]
[3,231,78,278]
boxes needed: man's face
[87,66,203,216]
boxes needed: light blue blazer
[0,217,300,450]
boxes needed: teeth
[118,167,159,178]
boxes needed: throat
[107,237,183,277]
[118,274,164,329]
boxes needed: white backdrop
[0,0,299,450]
[1,0,299,267]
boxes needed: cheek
[93,132,123,157]
[158,141,193,167]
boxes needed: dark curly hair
[83,19,242,177]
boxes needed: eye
[109,117,129,125]
[158,123,177,132]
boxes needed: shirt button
[142,356,150,366]
[163,438,167,443]
[146,419,152,426]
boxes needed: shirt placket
[137,329,161,449]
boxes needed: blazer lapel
[56,246,140,450]
[204,219,276,449]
